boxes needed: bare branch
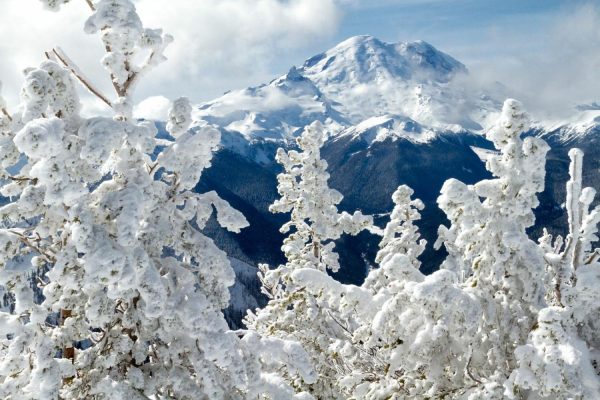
[585,248,600,265]
[8,176,37,183]
[52,47,113,109]
[466,349,483,384]
[1,108,11,122]
[8,230,56,264]
[84,0,95,11]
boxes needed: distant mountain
[194,35,504,163]
[298,36,489,128]
[189,36,600,326]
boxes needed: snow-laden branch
[51,47,112,108]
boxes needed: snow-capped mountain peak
[193,35,502,159]
[295,36,488,127]
[300,35,466,87]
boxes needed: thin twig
[8,176,37,183]
[123,50,155,95]
[8,230,56,263]
[1,108,11,122]
[465,348,483,384]
[102,43,127,97]
[585,248,600,265]
[146,162,159,176]
[52,47,113,108]
[84,0,95,11]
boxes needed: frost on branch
[158,123,221,190]
[39,0,70,11]
[505,307,600,399]
[83,0,173,119]
[166,96,193,138]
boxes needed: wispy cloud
[462,2,600,119]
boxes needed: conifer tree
[246,120,372,398]
[505,148,600,398]
[436,99,551,396]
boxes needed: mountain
[194,35,502,164]
[298,36,492,129]
[190,36,600,325]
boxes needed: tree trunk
[60,309,75,361]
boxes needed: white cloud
[462,3,600,120]
[0,0,341,111]
[133,96,171,121]
[340,0,449,9]
[133,0,341,102]
[0,1,104,110]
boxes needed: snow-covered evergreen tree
[505,148,600,399]
[269,120,372,274]
[435,99,550,396]
[363,185,426,295]
[325,185,480,398]
[0,1,314,399]
[245,120,372,398]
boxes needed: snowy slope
[536,109,600,144]
[194,66,347,146]
[298,35,493,129]
[336,115,437,145]
[225,257,265,329]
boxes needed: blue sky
[324,0,595,65]
[0,0,598,117]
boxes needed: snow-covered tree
[0,1,313,399]
[318,185,479,399]
[245,121,372,398]
[269,120,372,274]
[247,98,600,399]
[363,185,426,295]
[268,183,478,399]
[435,99,550,395]
[505,148,600,398]
[291,100,593,399]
